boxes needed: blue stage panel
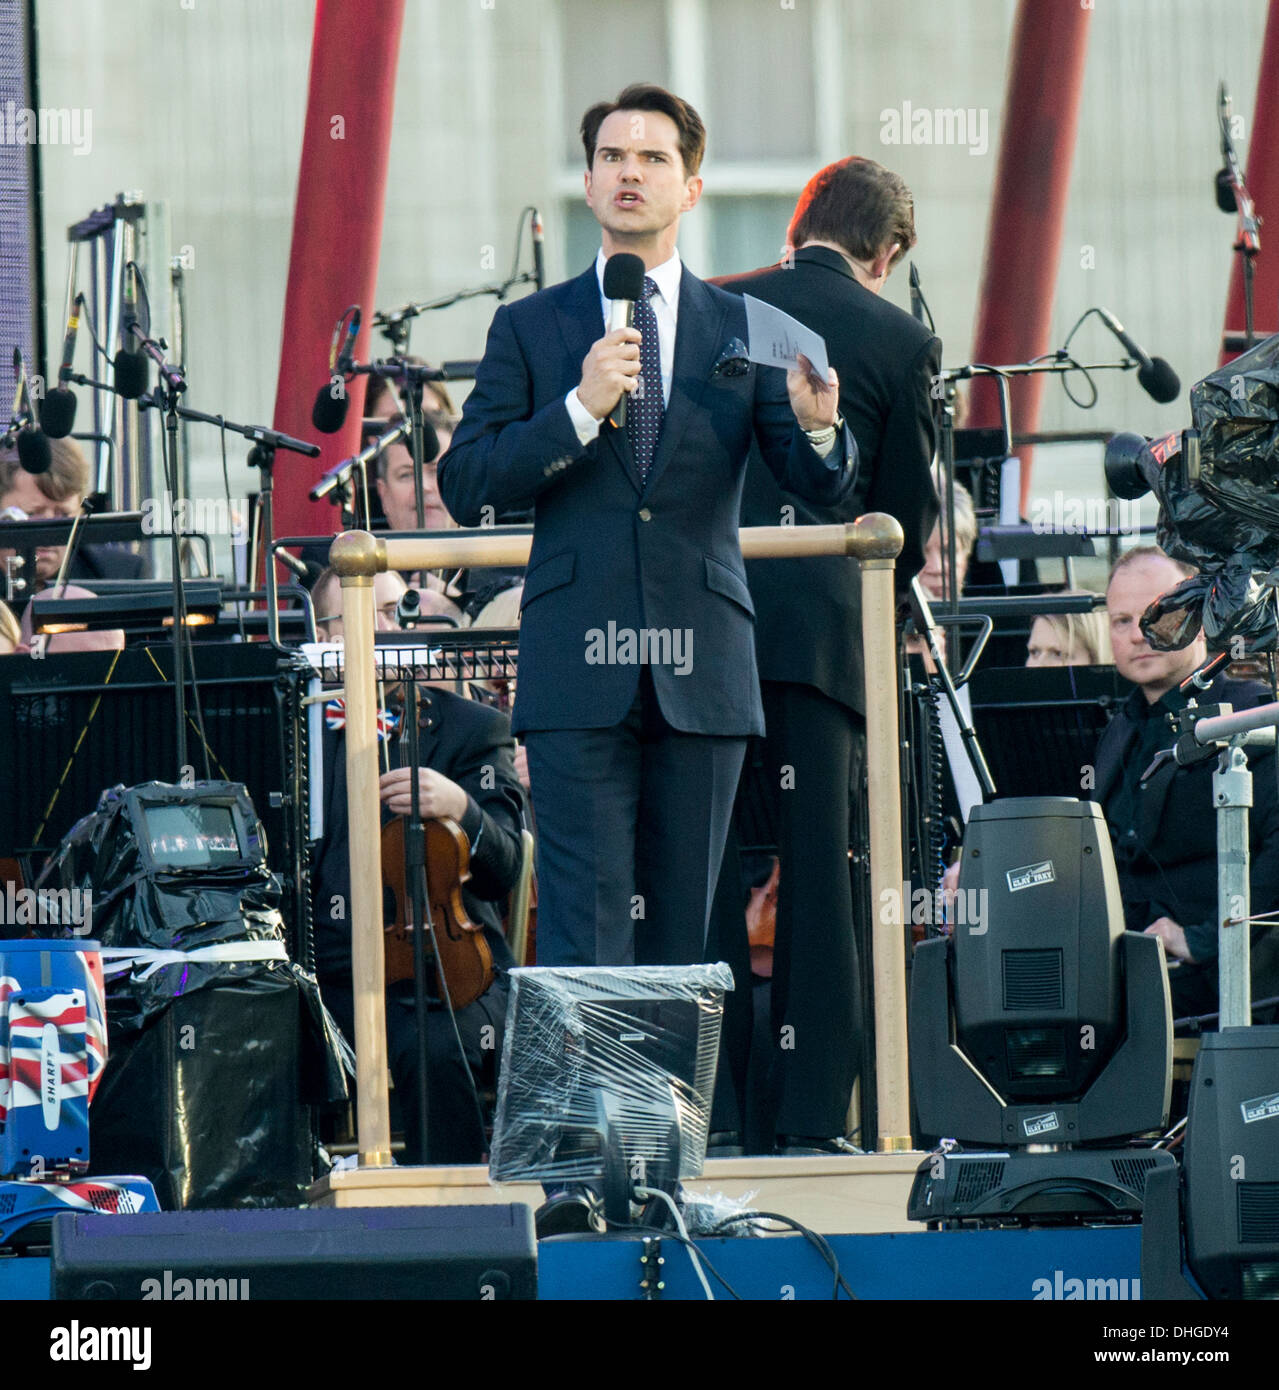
[538,1226,1143,1300]
[6,1226,1144,1301]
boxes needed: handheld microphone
[41,294,81,439]
[1096,308,1181,403]
[312,306,361,434]
[531,208,546,292]
[602,252,645,429]
[113,265,149,399]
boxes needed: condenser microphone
[602,252,645,429]
[1096,308,1181,404]
[7,348,50,474]
[41,293,82,438]
[531,208,546,292]
[312,306,361,434]
[112,264,149,400]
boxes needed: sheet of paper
[743,294,830,382]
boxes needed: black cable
[507,207,535,291]
[127,258,153,335]
[77,293,112,367]
[710,1210,857,1300]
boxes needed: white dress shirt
[565,248,681,443]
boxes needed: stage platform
[309,1150,927,1234]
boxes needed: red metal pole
[1219,0,1279,365]
[967,0,1092,513]
[271,0,405,545]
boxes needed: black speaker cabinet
[51,1204,537,1301]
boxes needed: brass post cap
[329,530,387,579]
[846,513,904,560]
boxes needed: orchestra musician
[1094,546,1279,1020]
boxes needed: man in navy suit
[439,84,857,970]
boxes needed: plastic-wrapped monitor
[489,963,731,1185]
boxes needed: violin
[380,815,495,1010]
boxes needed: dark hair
[580,83,707,176]
[0,436,91,504]
[787,157,916,269]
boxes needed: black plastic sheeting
[38,781,350,1209]
[1130,333,1279,654]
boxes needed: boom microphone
[1096,308,1181,404]
[602,252,645,429]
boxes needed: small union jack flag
[324,697,399,742]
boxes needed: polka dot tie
[626,276,664,486]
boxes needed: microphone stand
[1217,83,1261,351]
[122,321,193,775]
[340,359,449,532]
[371,206,542,355]
[133,392,319,651]
[937,353,1138,668]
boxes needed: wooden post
[330,529,393,1167]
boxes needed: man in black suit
[439,84,856,971]
[1094,547,1279,1020]
[709,158,940,1152]
[308,567,526,1163]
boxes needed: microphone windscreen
[1138,357,1181,404]
[311,384,350,435]
[40,387,77,440]
[113,349,149,400]
[1215,168,1238,214]
[602,252,646,303]
[420,415,440,463]
[16,425,51,475]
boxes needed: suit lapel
[554,264,640,494]
[643,270,728,496]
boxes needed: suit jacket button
[638,507,652,522]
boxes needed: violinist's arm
[378,723,525,902]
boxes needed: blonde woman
[1025,598,1112,667]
